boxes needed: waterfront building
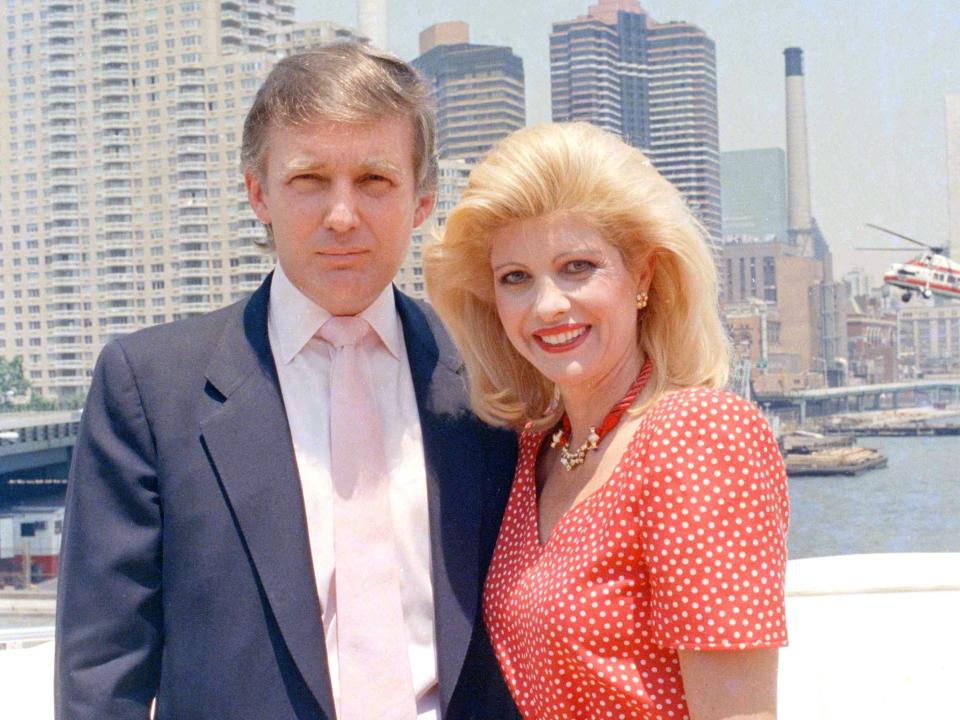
[721,149,789,243]
[846,295,897,385]
[896,304,960,379]
[550,0,721,244]
[0,5,372,400]
[721,237,845,389]
[412,21,525,165]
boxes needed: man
[55,44,519,720]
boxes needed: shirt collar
[268,262,401,364]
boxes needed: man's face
[245,115,435,315]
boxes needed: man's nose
[323,185,359,233]
[534,277,570,321]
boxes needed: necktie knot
[319,316,370,349]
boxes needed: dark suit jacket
[55,275,519,720]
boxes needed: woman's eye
[499,270,528,285]
[565,259,595,273]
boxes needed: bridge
[754,377,960,424]
[0,411,81,482]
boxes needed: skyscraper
[0,3,365,400]
[396,158,472,300]
[550,0,721,243]
[413,21,525,165]
[721,149,789,243]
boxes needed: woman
[424,123,788,720]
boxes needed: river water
[2,433,957,630]
[787,434,960,558]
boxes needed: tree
[0,356,30,405]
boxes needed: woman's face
[489,213,651,396]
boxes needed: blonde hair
[424,122,730,430]
[241,44,436,193]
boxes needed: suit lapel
[396,290,483,716]
[200,275,336,718]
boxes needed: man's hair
[241,43,438,195]
[424,122,730,430]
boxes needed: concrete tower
[358,0,388,50]
[784,47,814,250]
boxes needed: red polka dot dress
[483,388,789,720]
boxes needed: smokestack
[358,0,388,50]
[784,47,813,247]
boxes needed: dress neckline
[527,416,650,549]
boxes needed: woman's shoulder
[647,385,761,417]
[642,386,774,440]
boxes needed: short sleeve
[639,389,789,650]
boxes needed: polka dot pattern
[483,388,789,719]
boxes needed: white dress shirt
[267,264,440,719]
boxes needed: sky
[300,1,960,282]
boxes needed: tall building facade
[0,3,368,400]
[413,22,525,164]
[396,158,472,300]
[721,149,789,243]
[550,0,721,243]
[897,305,960,378]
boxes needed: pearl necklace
[550,359,653,471]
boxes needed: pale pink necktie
[319,316,417,720]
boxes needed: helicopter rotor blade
[865,223,946,253]
[854,247,917,251]
[864,223,930,248]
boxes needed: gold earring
[636,291,648,310]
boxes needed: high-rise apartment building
[721,149,789,244]
[550,0,720,242]
[413,21,525,164]
[396,158,472,300]
[0,3,368,400]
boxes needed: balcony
[100,221,133,234]
[238,225,266,241]
[46,141,77,154]
[101,66,131,80]
[49,188,79,201]
[46,258,85,271]
[46,24,75,42]
[221,30,244,48]
[44,58,76,72]
[45,237,82,252]
[100,47,129,62]
[221,9,244,25]
[99,98,131,113]
[102,167,132,180]
[176,142,207,156]
[46,106,77,121]
[48,326,85,341]
[176,161,208,174]
[100,17,128,32]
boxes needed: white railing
[1,553,957,719]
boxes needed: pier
[755,377,960,424]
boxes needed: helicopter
[859,224,960,303]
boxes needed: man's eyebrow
[281,158,403,175]
[360,159,403,175]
